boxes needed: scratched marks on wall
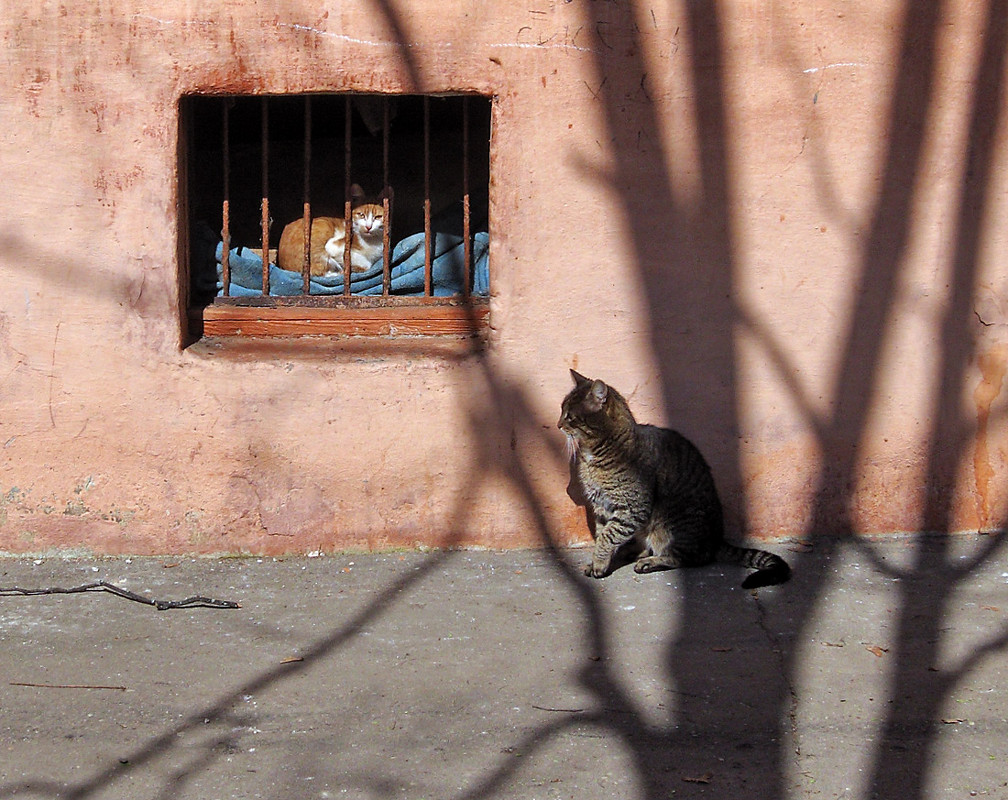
[93,165,145,216]
[509,3,682,56]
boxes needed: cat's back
[638,423,718,499]
[277,217,342,274]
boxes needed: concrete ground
[0,535,1006,800]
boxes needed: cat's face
[558,370,610,457]
[351,204,384,239]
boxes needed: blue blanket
[216,231,489,297]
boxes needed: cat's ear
[349,183,366,204]
[584,379,608,412]
[379,184,394,203]
[570,369,590,386]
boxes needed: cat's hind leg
[605,537,646,572]
[633,551,685,573]
[634,545,715,573]
[635,517,713,574]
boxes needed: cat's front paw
[584,562,608,579]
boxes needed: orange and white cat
[277,185,390,276]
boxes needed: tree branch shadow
[446,0,1008,798]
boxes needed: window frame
[180,92,492,342]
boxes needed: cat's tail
[717,543,791,588]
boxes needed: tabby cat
[558,370,790,588]
[276,185,389,277]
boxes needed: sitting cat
[558,370,791,588]
[276,185,390,277]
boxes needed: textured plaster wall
[1,0,1006,555]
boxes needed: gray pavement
[0,536,1006,800]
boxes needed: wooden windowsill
[191,296,490,338]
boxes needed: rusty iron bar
[343,95,352,297]
[462,96,471,298]
[382,96,391,297]
[221,100,231,297]
[423,96,432,297]
[302,96,312,296]
[260,97,270,296]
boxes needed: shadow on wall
[1,0,1008,799]
[571,0,1008,798]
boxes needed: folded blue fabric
[216,231,489,297]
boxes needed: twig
[0,580,239,610]
[10,682,128,691]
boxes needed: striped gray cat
[558,370,790,588]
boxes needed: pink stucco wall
[1,1,1006,555]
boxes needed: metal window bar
[301,96,312,295]
[343,96,352,297]
[382,97,391,297]
[221,101,231,297]
[423,97,432,297]
[260,98,270,296]
[462,96,471,298]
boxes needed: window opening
[184,93,491,338]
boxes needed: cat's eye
[182,93,491,343]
